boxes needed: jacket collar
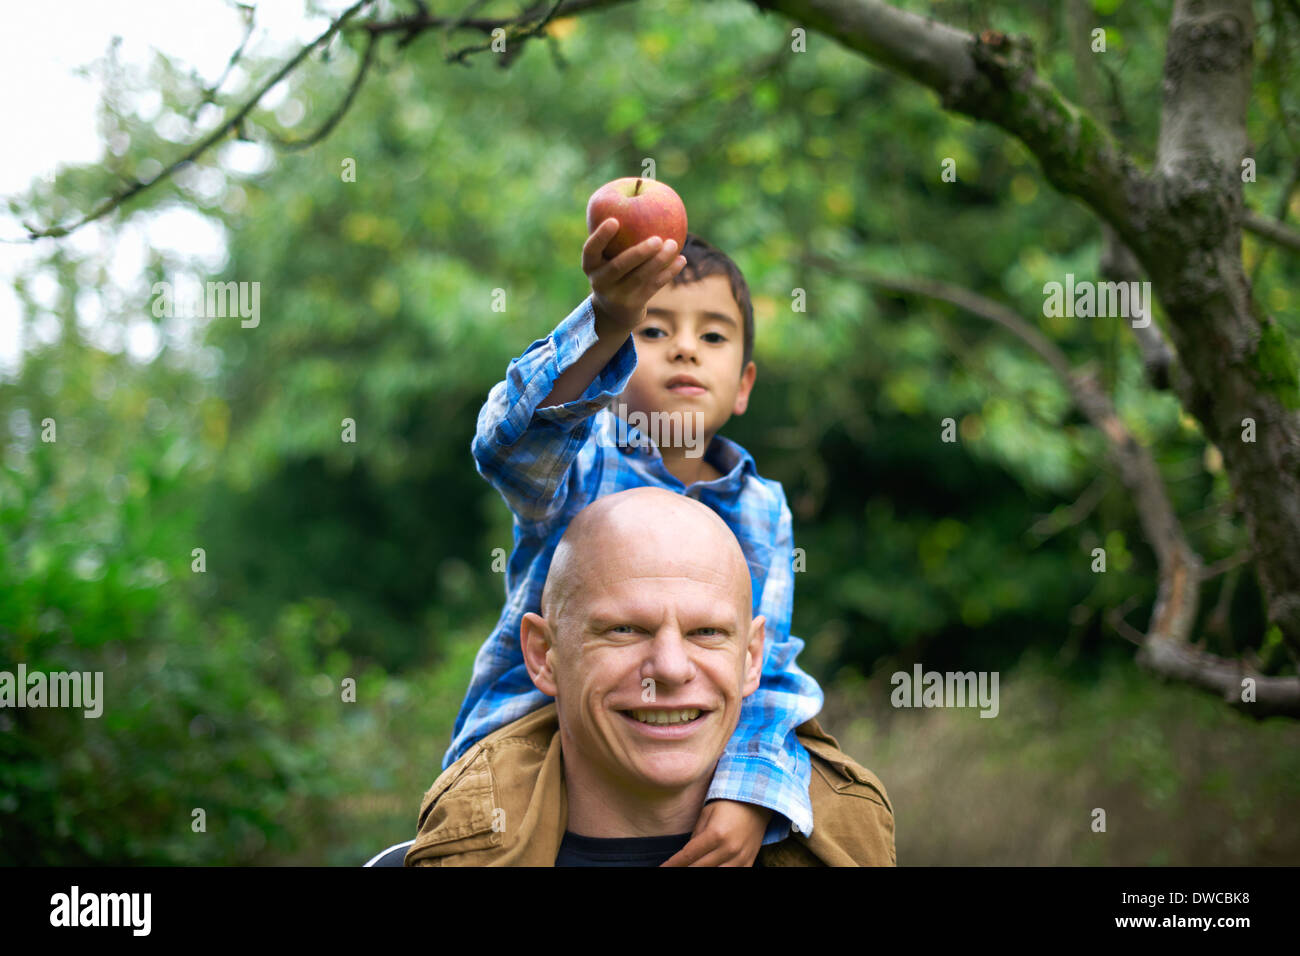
[408,704,568,866]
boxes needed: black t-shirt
[553,830,767,866]
[554,831,694,867]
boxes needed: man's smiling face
[522,489,764,798]
[619,274,757,441]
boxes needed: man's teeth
[628,708,701,725]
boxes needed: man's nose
[644,629,694,686]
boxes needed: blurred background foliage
[1,0,1298,865]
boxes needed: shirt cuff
[705,753,814,846]
[531,295,637,426]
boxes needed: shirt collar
[600,409,757,491]
[700,431,757,492]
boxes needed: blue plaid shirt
[445,294,825,843]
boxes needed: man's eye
[610,624,638,633]
[693,627,724,636]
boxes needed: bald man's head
[520,487,767,801]
[539,488,752,638]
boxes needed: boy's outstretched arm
[470,224,684,527]
[663,488,823,862]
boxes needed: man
[405,487,895,866]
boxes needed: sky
[0,0,367,374]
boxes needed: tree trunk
[751,0,1300,665]
[1140,0,1300,665]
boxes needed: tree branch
[806,257,1076,380]
[752,0,1151,253]
[1066,10,1180,396]
[263,30,379,150]
[1243,208,1300,252]
[1098,224,1177,391]
[1026,473,1108,542]
[1249,156,1300,285]
[188,2,258,123]
[360,0,632,41]
[1138,635,1300,717]
[444,0,567,67]
[804,254,1300,715]
[16,0,379,241]
[1199,548,1254,581]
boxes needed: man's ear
[732,360,757,416]
[521,612,559,698]
[741,614,765,698]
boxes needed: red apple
[586,177,688,259]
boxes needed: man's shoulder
[405,705,562,866]
[765,719,896,867]
[797,719,893,813]
[427,704,558,807]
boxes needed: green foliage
[1253,317,1300,409]
[828,650,1300,865]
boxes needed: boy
[445,219,823,865]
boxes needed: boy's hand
[660,800,772,867]
[583,217,686,332]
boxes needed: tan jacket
[405,703,896,866]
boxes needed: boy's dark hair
[670,233,755,373]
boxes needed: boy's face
[620,274,757,441]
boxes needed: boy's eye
[637,327,727,344]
